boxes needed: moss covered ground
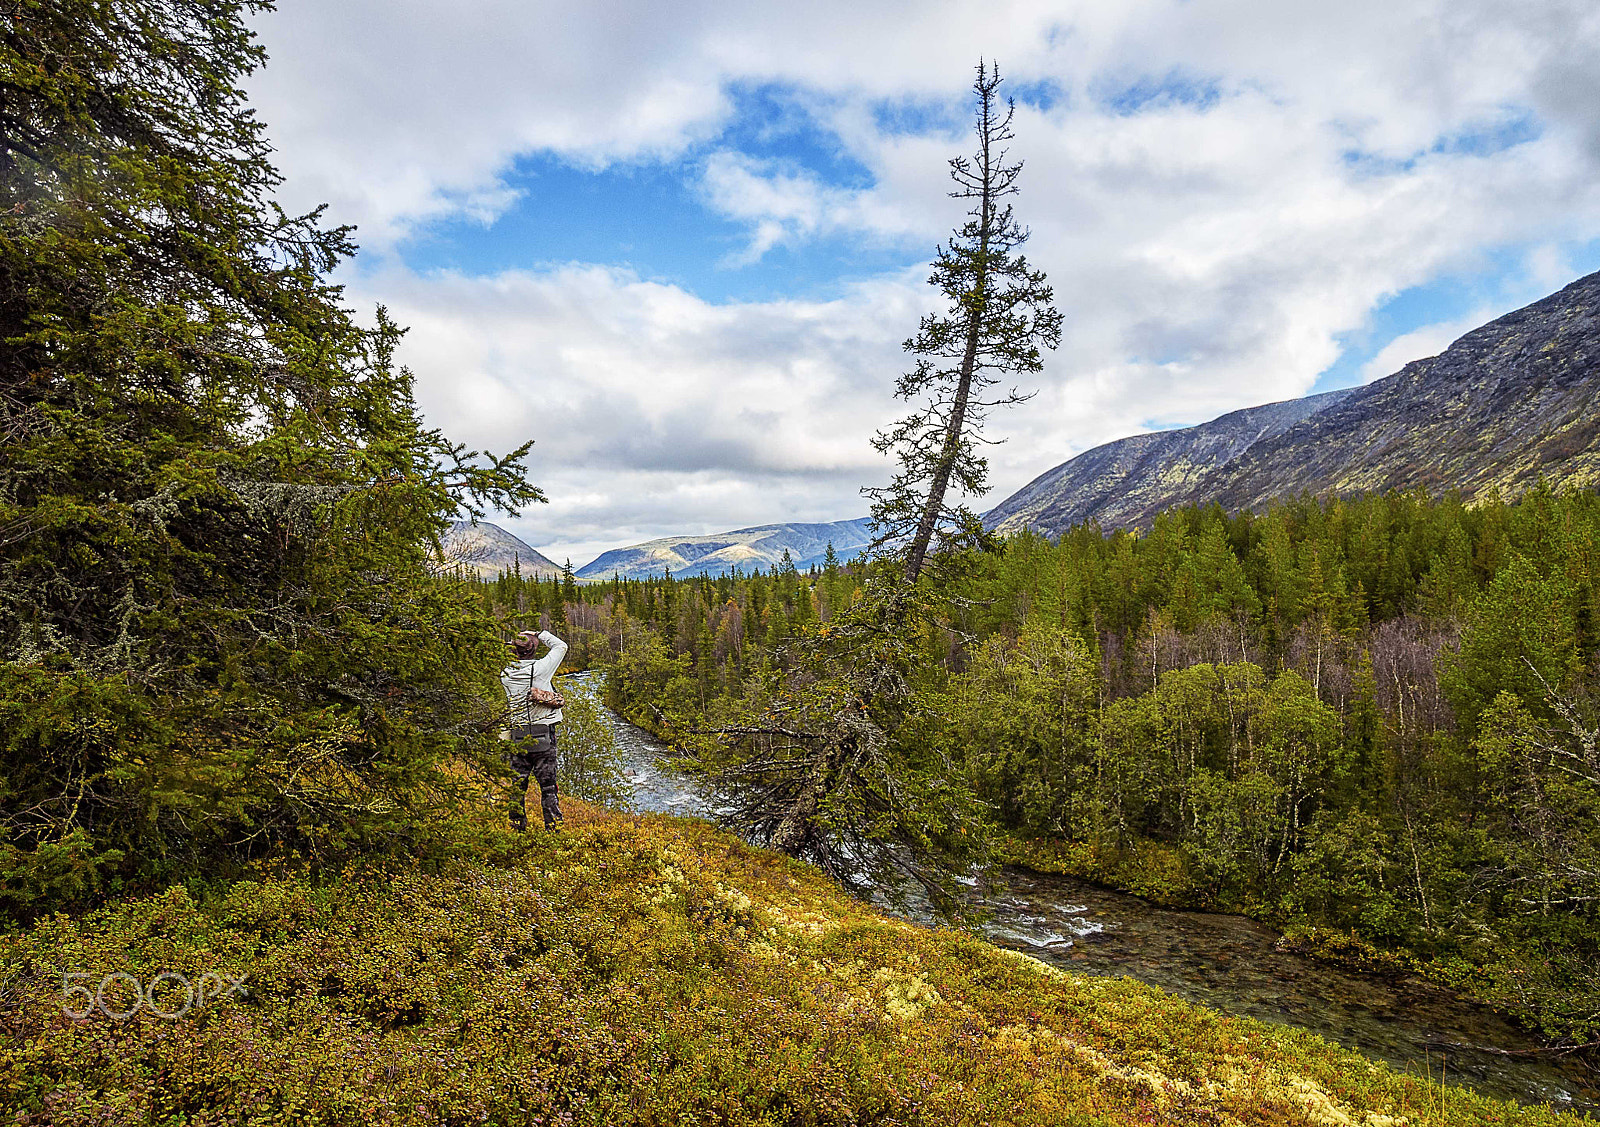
[1,803,1577,1125]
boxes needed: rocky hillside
[987,390,1355,534]
[575,517,873,580]
[439,520,562,579]
[989,271,1600,537]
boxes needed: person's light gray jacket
[500,630,567,726]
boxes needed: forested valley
[6,1,1597,1119]
[474,485,1600,1043]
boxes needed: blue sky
[398,151,924,305]
[397,146,1571,395]
[395,82,912,301]
[249,0,1600,567]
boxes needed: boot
[540,786,563,831]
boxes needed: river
[592,696,1599,1116]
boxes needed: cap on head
[510,631,541,659]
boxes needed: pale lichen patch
[991,1022,1410,1127]
[875,967,943,1021]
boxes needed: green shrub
[2,806,1570,1125]
[554,677,633,810]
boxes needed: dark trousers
[508,723,561,829]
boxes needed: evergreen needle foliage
[651,60,1065,913]
[603,484,1600,1043]
[0,0,540,915]
[681,577,994,916]
[866,59,1063,584]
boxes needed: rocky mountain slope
[988,271,1600,537]
[439,520,563,579]
[987,390,1355,534]
[575,517,873,580]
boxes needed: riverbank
[992,833,1426,976]
[2,799,1575,1126]
[968,864,1600,1114]
[596,698,1600,1113]
[989,834,1600,1101]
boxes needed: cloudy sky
[246,0,1600,568]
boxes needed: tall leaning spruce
[0,0,539,915]
[867,60,1062,583]
[685,62,1060,914]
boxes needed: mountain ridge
[987,270,1600,537]
[439,520,563,579]
[985,388,1357,534]
[451,273,1600,571]
[574,517,873,580]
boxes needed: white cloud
[697,152,921,263]
[245,0,1061,247]
[353,263,925,563]
[247,0,1600,562]
[1358,311,1496,384]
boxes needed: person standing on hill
[501,629,568,830]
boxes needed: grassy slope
[1,803,1575,1126]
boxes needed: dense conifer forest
[5,1,1598,1119]
[475,485,1600,1042]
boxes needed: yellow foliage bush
[0,802,1574,1125]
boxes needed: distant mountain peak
[439,521,561,579]
[574,518,873,580]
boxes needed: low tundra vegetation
[1,803,1575,1126]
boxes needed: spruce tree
[866,61,1062,582]
[0,0,539,913]
[680,62,1065,910]
[684,574,992,915]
